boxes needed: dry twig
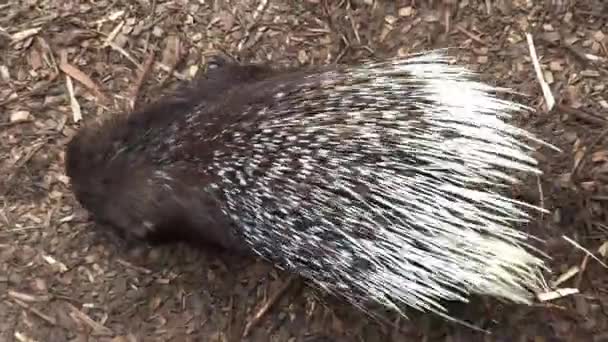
[11,298,57,326]
[116,258,153,274]
[66,302,114,336]
[129,52,156,111]
[563,235,608,269]
[456,25,486,45]
[242,275,297,338]
[65,74,82,122]
[526,33,556,111]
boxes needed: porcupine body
[65,50,550,323]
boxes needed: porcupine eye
[207,59,223,70]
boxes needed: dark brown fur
[65,56,285,253]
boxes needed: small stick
[536,175,545,220]
[11,298,57,326]
[65,74,82,122]
[116,258,152,274]
[526,33,555,111]
[575,254,590,289]
[129,52,156,111]
[103,21,125,47]
[557,103,606,126]
[66,302,114,336]
[242,275,296,338]
[8,290,50,303]
[563,235,608,269]
[456,25,486,45]
[106,41,142,70]
[59,50,82,122]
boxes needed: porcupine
[65,50,552,325]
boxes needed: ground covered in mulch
[1,0,608,341]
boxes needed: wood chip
[597,241,608,258]
[398,7,413,17]
[65,75,82,122]
[8,290,50,303]
[14,332,37,342]
[537,288,579,302]
[0,65,9,81]
[42,254,69,273]
[11,27,41,42]
[551,266,580,287]
[10,110,30,122]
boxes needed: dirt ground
[1,0,608,341]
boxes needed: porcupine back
[65,50,550,323]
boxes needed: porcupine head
[64,56,277,251]
[65,50,553,325]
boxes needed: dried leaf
[59,61,108,103]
